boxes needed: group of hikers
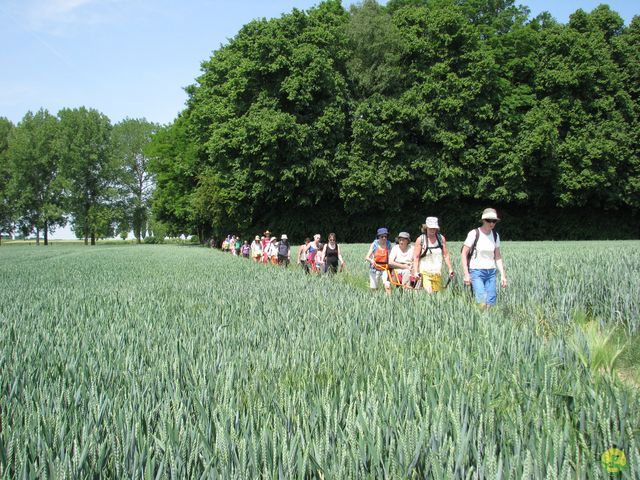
[364,208,507,308]
[220,230,345,273]
[218,208,507,308]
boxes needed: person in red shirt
[260,230,271,264]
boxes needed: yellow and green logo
[601,447,627,474]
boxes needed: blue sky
[1,1,637,128]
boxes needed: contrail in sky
[0,4,76,70]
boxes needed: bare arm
[442,239,454,277]
[495,247,507,287]
[365,243,374,264]
[412,238,421,275]
[461,245,471,285]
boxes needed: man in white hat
[412,217,454,293]
[461,208,507,308]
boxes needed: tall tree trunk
[44,221,49,246]
[91,231,96,245]
[36,227,40,246]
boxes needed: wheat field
[1,242,638,478]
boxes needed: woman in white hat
[461,208,507,307]
[251,235,262,263]
[412,217,454,293]
[267,236,279,264]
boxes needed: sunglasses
[378,235,387,238]
[485,219,498,224]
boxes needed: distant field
[1,242,639,478]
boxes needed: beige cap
[425,217,439,229]
[481,208,499,221]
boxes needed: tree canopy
[147,0,638,240]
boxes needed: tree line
[0,110,157,244]
[1,0,638,243]
[150,0,639,241]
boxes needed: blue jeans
[470,269,497,305]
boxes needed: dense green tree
[615,16,640,208]
[177,0,351,237]
[346,0,406,99]
[0,117,14,243]
[6,110,65,245]
[148,0,639,241]
[58,107,114,245]
[146,117,199,237]
[342,2,506,213]
[111,118,159,242]
[526,9,636,208]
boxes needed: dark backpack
[463,228,498,263]
[419,232,444,259]
[278,241,289,257]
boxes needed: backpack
[372,239,391,268]
[278,241,289,257]
[419,232,444,259]
[463,228,498,263]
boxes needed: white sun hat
[425,217,439,229]
[481,208,499,221]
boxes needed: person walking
[267,237,278,264]
[251,235,262,263]
[305,234,322,273]
[241,240,250,258]
[365,227,392,294]
[261,231,272,264]
[461,208,507,308]
[277,234,291,266]
[297,237,311,273]
[389,231,414,288]
[413,217,454,293]
[321,233,345,274]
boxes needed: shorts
[369,269,390,289]
[392,268,412,286]
[420,272,442,292]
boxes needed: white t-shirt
[390,244,413,268]
[464,229,500,269]
[418,234,444,274]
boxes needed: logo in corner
[601,447,627,474]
